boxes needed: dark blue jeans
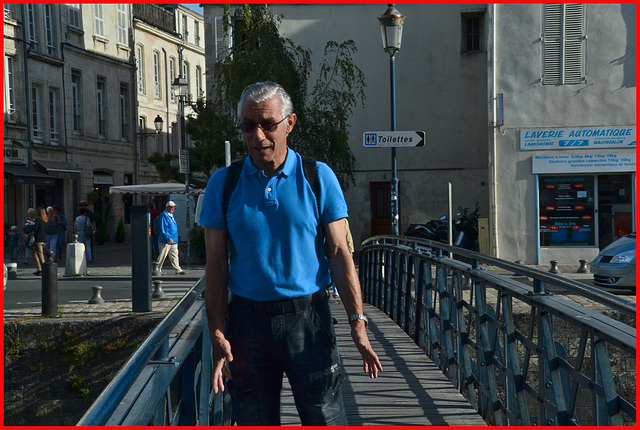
[226,291,347,426]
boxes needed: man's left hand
[350,321,383,378]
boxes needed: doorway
[370,181,392,236]
[597,174,634,249]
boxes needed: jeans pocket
[308,302,335,349]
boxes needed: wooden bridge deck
[280,300,487,426]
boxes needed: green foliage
[7,337,21,356]
[115,218,125,242]
[185,5,365,189]
[189,225,206,264]
[147,152,180,182]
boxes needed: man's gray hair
[237,81,293,119]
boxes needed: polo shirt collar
[243,147,295,178]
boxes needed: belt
[232,288,328,316]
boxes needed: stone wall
[4,315,163,426]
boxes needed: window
[94,4,104,38]
[214,16,231,60]
[117,5,127,45]
[542,4,586,85]
[4,56,16,121]
[183,61,191,99]
[49,89,60,144]
[71,70,83,132]
[136,45,145,94]
[195,66,202,99]
[120,83,130,139]
[169,57,176,102]
[153,51,161,100]
[138,116,148,159]
[44,5,56,56]
[461,11,484,52]
[182,15,189,42]
[31,85,42,141]
[27,5,38,45]
[194,21,201,46]
[97,77,106,136]
[68,4,81,29]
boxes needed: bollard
[152,261,161,277]
[577,259,588,273]
[549,260,559,274]
[65,235,87,276]
[6,262,18,280]
[152,280,166,299]
[42,250,58,317]
[89,285,105,304]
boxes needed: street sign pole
[390,54,399,236]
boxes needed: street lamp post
[172,69,191,266]
[379,4,405,236]
[135,115,164,199]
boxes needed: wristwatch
[348,313,368,327]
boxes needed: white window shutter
[543,4,585,85]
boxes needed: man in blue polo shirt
[200,81,382,426]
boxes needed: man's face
[167,206,176,213]
[240,97,296,175]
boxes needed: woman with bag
[32,207,47,276]
[74,207,93,263]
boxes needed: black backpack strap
[301,156,320,217]
[222,158,245,219]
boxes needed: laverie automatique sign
[520,126,635,150]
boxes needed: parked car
[590,233,636,289]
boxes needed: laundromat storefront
[525,126,636,253]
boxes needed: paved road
[3,278,198,309]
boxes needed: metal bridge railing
[359,235,636,426]
[77,277,232,426]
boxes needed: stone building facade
[3,4,205,243]
[202,4,635,264]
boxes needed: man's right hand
[211,333,233,394]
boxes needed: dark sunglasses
[238,115,288,133]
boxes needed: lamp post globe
[379,4,405,56]
[153,115,163,133]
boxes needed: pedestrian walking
[53,205,67,261]
[45,206,59,261]
[7,226,19,262]
[23,208,36,265]
[74,207,93,263]
[32,207,47,276]
[200,81,382,426]
[78,201,96,260]
[156,201,185,275]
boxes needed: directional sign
[363,131,425,148]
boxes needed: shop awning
[34,160,81,179]
[109,182,204,195]
[4,164,56,185]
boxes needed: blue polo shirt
[199,148,348,301]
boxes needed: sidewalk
[4,240,205,321]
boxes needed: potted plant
[115,218,126,243]
[95,221,109,245]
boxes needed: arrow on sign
[363,131,425,147]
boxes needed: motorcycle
[405,203,480,252]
